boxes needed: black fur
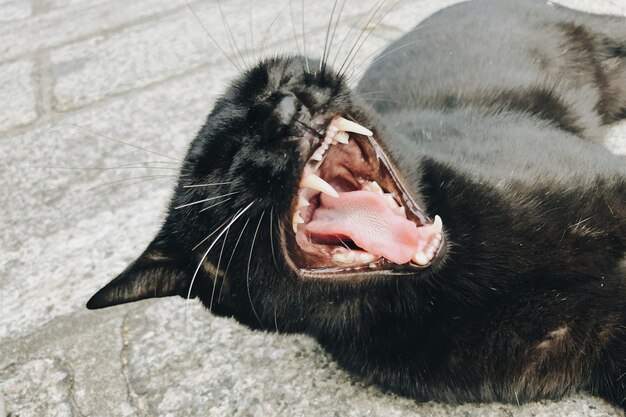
[88,0,626,409]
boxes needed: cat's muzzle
[284,116,446,277]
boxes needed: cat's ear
[86,237,192,309]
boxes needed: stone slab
[0,59,37,132]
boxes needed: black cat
[88,0,626,409]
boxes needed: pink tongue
[306,191,420,264]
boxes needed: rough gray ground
[1,0,626,416]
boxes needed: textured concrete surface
[1,0,626,416]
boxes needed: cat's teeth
[332,250,376,265]
[300,174,339,198]
[292,212,305,233]
[335,131,350,144]
[333,116,373,136]
[410,217,443,266]
[298,195,310,207]
[357,252,377,263]
[311,151,324,161]
[412,251,430,266]
[430,215,443,234]
[360,179,383,194]
[369,181,383,194]
[428,236,441,254]
[333,251,356,265]
[383,193,399,209]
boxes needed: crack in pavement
[120,312,147,416]
[55,356,86,417]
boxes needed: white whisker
[185,1,242,71]
[247,210,266,328]
[192,217,232,251]
[174,191,238,210]
[219,217,251,302]
[87,174,176,192]
[73,124,181,162]
[321,0,341,73]
[28,161,179,172]
[186,201,254,331]
[324,0,349,74]
[44,175,172,232]
[217,0,247,69]
[198,197,233,213]
[337,0,392,78]
[301,0,310,73]
[183,181,232,188]
[209,226,230,312]
[269,205,279,272]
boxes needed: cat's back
[358,0,626,141]
[380,109,625,189]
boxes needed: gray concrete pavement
[1,0,626,416]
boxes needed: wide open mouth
[286,115,445,275]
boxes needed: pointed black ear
[86,241,193,309]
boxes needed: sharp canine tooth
[298,196,310,207]
[311,152,323,161]
[431,215,443,234]
[333,116,373,136]
[300,174,339,198]
[335,131,349,144]
[292,213,304,233]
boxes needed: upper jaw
[282,114,447,279]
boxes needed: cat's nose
[275,93,300,125]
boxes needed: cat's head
[87,56,446,331]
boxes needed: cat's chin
[283,116,446,279]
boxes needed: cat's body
[89,0,626,409]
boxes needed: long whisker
[331,0,385,73]
[192,217,232,251]
[248,0,254,56]
[219,216,251,302]
[320,0,340,74]
[322,0,348,74]
[209,225,230,312]
[183,181,232,188]
[296,120,324,138]
[186,201,254,330]
[336,0,389,78]
[174,191,238,210]
[42,172,175,203]
[44,175,172,232]
[269,205,279,272]
[185,1,242,71]
[260,1,294,54]
[349,26,436,81]
[301,0,310,73]
[247,210,266,327]
[73,124,181,162]
[330,2,370,70]
[289,0,306,73]
[342,1,404,84]
[27,161,179,172]
[87,174,176,192]
[217,0,248,69]
[198,196,233,213]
